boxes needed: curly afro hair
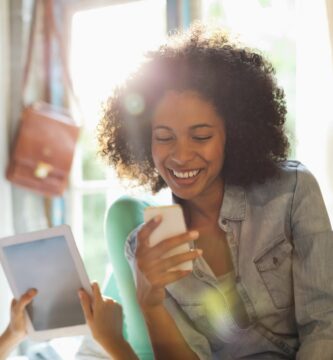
[98,24,289,193]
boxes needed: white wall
[296,0,333,222]
[0,0,14,333]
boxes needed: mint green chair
[103,196,154,359]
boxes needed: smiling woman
[95,23,333,359]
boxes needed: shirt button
[196,270,204,278]
[273,257,279,266]
[222,219,227,225]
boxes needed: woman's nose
[170,141,194,165]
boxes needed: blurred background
[0,0,332,358]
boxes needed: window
[69,0,169,285]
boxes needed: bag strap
[44,0,79,108]
[21,0,38,105]
[22,0,82,124]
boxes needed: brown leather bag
[6,0,80,197]
[6,102,80,197]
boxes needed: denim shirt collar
[220,184,246,221]
[171,183,246,221]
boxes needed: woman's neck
[181,181,224,229]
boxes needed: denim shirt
[125,161,333,359]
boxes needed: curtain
[0,0,48,333]
[10,0,49,234]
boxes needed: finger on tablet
[16,288,38,312]
[78,289,93,323]
[11,298,18,309]
[12,289,37,312]
[91,282,103,302]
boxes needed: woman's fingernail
[153,215,162,223]
[189,230,199,239]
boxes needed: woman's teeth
[172,169,200,179]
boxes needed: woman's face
[151,90,226,201]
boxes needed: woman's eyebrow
[152,125,172,130]
[190,124,214,130]
[153,124,214,130]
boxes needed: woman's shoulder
[245,160,319,203]
[276,160,320,189]
[106,196,151,221]
[256,160,318,188]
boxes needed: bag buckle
[34,162,53,179]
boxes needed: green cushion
[103,196,154,359]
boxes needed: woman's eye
[193,135,213,141]
[154,136,173,142]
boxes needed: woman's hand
[134,216,201,310]
[8,288,37,341]
[0,289,37,360]
[79,283,138,360]
[79,282,124,347]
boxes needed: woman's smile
[170,168,201,179]
[167,168,202,187]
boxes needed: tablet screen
[3,235,85,331]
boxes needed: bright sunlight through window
[71,0,167,131]
[69,0,168,287]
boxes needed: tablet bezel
[0,224,92,341]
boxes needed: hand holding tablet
[0,289,37,360]
[0,225,92,341]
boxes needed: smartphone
[144,204,193,271]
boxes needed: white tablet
[0,224,92,341]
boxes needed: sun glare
[70,0,166,130]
